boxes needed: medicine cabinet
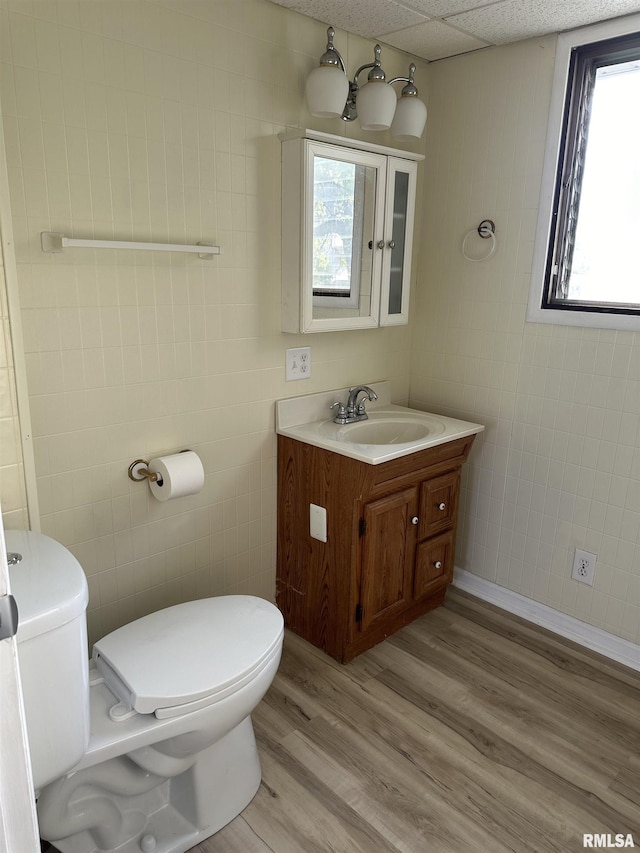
[281,130,423,333]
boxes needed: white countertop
[276,382,484,465]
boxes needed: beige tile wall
[0,0,422,645]
[411,36,640,645]
[6,0,636,652]
[0,231,28,529]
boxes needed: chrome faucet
[331,385,379,424]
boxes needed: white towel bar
[41,232,220,258]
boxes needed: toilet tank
[6,530,90,790]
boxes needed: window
[528,14,640,330]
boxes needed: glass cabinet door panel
[380,157,417,326]
[387,169,409,315]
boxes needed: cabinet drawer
[418,470,459,539]
[414,530,455,599]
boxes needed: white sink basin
[316,411,447,446]
[276,383,484,465]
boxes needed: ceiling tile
[272,0,430,39]
[383,19,490,61]
[445,0,640,44]
[398,0,499,18]
[268,0,317,16]
[267,0,640,61]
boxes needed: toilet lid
[92,596,283,716]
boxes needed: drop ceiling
[268,0,640,61]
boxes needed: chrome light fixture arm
[343,44,386,122]
[319,26,347,75]
[315,27,357,122]
[388,63,419,97]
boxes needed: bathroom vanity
[276,383,483,663]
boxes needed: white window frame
[528,12,640,331]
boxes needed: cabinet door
[282,137,387,333]
[418,470,460,540]
[414,530,455,599]
[379,156,417,327]
[359,487,417,635]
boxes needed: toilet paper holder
[128,459,163,485]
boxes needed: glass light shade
[306,65,349,118]
[356,79,397,131]
[390,95,428,140]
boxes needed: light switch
[310,503,327,542]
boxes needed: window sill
[526,301,640,332]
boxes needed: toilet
[6,529,284,853]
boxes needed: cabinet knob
[438,502,446,511]
[434,561,443,569]
[377,239,385,250]
[388,240,396,249]
[411,516,419,525]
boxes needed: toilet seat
[93,596,283,719]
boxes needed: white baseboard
[452,568,640,673]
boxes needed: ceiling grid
[268,0,640,60]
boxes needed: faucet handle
[330,401,348,422]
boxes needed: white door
[0,513,39,851]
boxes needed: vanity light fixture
[305,26,427,140]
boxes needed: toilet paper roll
[148,451,204,502]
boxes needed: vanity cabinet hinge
[355,603,363,622]
[359,518,366,537]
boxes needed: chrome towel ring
[462,219,497,262]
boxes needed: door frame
[0,514,40,851]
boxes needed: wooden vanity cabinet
[276,433,476,663]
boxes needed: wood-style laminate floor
[44,590,640,853]
[196,589,640,853]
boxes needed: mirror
[305,144,386,329]
[311,157,378,321]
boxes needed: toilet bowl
[7,530,284,853]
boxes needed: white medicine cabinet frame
[281,130,422,333]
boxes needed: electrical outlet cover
[571,548,597,585]
[286,347,311,381]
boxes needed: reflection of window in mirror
[312,157,366,310]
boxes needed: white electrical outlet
[571,548,597,585]
[285,347,311,381]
